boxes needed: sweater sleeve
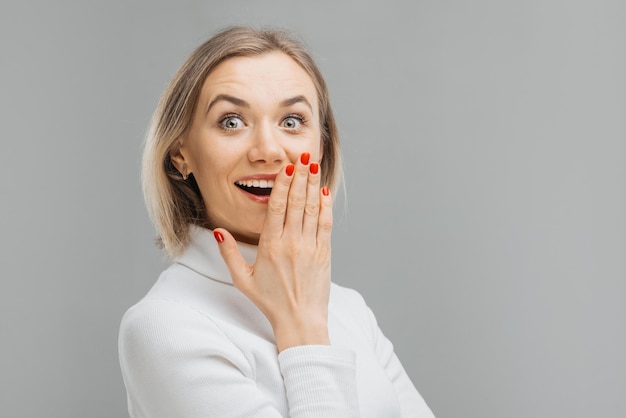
[118,299,359,418]
[279,346,359,417]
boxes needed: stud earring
[182,163,188,180]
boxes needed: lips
[235,178,275,196]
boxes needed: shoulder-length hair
[142,26,342,257]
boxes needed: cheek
[194,159,232,195]
[293,128,323,161]
[187,138,228,176]
[185,152,228,198]
[285,144,321,163]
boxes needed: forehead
[200,52,318,110]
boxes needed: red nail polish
[322,186,330,196]
[213,230,224,243]
[300,152,310,165]
[310,162,319,174]
[285,164,295,176]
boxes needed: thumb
[213,228,253,291]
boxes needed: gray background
[1,1,624,417]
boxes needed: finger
[302,161,321,240]
[316,186,333,247]
[213,228,253,293]
[284,152,310,233]
[263,163,295,241]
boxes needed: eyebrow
[205,94,313,114]
[206,94,249,114]
[280,95,313,111]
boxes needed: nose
[247,122,286,165]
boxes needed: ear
[169,138,190,177]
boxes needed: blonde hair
[142,26,343,257]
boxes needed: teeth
[236,179,275,188]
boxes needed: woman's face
[174,52,322,244]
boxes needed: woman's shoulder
[330,282,369,310]
[125,261,245,318]
[119,293,219,348]
[119,263,272,356]
[119,294,253,370]
[120,264,222,345]
[329,283,379,331]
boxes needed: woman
[119,26,435,418]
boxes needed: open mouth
[235,179,274,196]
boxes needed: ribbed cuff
[278,345,359,417]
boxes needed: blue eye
[282,115,304,130]
[219,115,244,130]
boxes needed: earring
[182,163,188,180]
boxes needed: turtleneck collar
[174,224,258,286]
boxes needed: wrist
[273,316,330,352]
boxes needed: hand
[214,153,333,352]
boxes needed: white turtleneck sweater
[118,226,435,418]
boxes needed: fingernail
[322,186,330,196]
[300,152,310,165]
[285,164,295,176]
[214,230,224,243]
[309,162,319,174]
